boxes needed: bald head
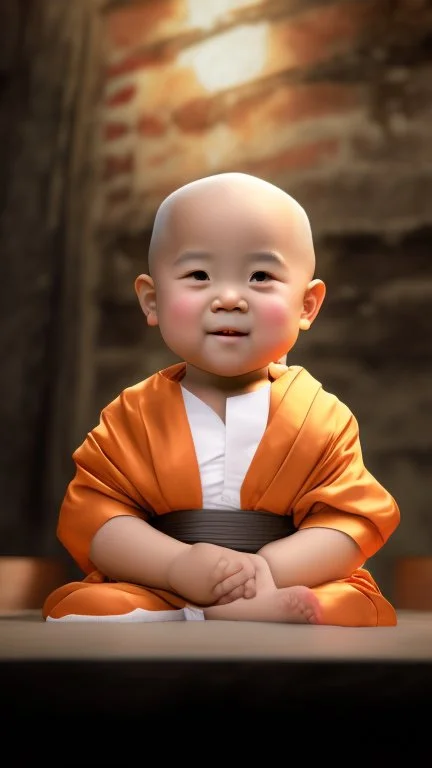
[148,172,316,279]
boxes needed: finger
[212,567,251,598]
[214,594,231,606]
[242,577,257,599]
[222,584,247,602]
[219,578,257,603]
[224,557,256,580]
[214,587,244,605]
[213,557,244,579]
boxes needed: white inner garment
[181,382,271,508]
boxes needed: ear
[299,279,326,331]
[135,274,159,327]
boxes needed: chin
[190,361,246,378]
[211,363,267,378]
[208,367,246,378]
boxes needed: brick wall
[97,0,432,233]
[79,0,432,598]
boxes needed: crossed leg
[203,556,323,624]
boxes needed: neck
[182,364,270,397]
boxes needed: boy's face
[137,182,324,379]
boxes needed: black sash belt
[149,509,297,554]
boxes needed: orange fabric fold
[57,362,400,580]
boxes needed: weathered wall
[0,1,95,556]
[97,0,432,233]
[85,0,432,597]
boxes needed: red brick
[105,1,185,53]
[105,84,137,107]
[270,0,386,72]
[103,122,130,142]
[143,67,204,114]
[137,115,167,138]
[235,83,361,129]
[173,97,224,132]
[106,51,163,79]
[174,81,361,137]
[244,139,340,176]
[102,154,134,181]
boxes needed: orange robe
[43,362,400,626]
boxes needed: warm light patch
[179,23,268,93]
[186,0,262,30]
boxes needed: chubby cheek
[160,292,202,327]
[257,301,291,330]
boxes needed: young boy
[43,172,400,626]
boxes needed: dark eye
[186,270,209,281]
[250,271,272,282]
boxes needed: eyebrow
[174,251,286,267]
[247,251,286,267]
[174,251,212,267]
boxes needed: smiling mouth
[211,330,248,336]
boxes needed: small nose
[211,291,248,313]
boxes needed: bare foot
[204,584,323,624]
[272,585,323,624]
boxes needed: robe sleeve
[57,394,152,576]
[292,398,400,560]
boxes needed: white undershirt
[181,383,271,509]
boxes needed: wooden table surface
[1,608,432,660]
